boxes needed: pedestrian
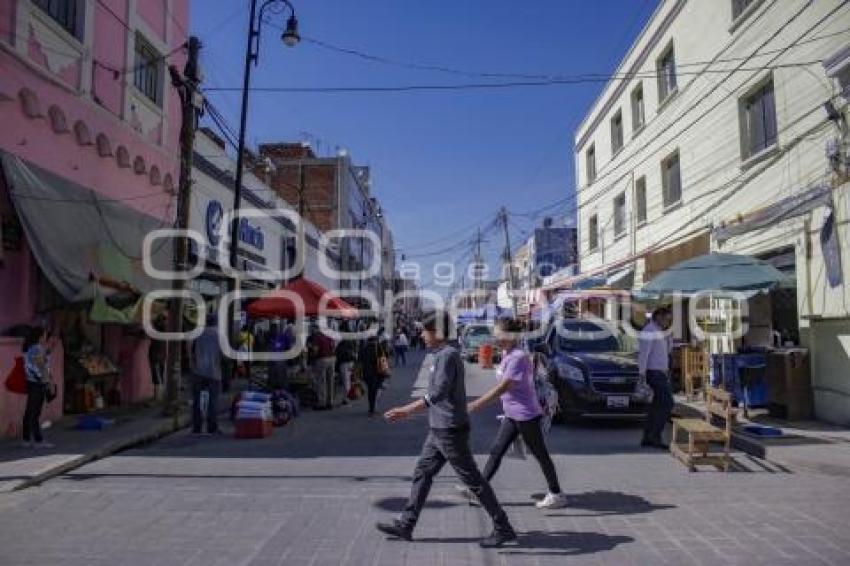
[359,332,388,416]
[21,326,56,448]
[335,333,356,405]
[464,318,568,509]
[191,315,223,435]
[376,310,516,548]
[148,314,167,400]
[639,306,674,449]
[393,329,409,368]
[307,325,336,410]
[238,324,254,379]
[268,323,289,389]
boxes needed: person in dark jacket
[376,310,516,548]
[359,333,388,416]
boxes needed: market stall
[639,253,811,419]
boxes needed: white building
[574,0,850,424]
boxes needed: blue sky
[190,0,660,288]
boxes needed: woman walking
[464,318,568,509]
[21,326,55,448]
[359,333,388,416]
[393,330,409,368]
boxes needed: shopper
[21,326,55,448]
[639,306,674,449]
[464,318,568,509]
[393,330,409,368]
[238,323,254,379]
[376,310,516,548]
[307,325,336,410]
[268,324,289,389]
[335,334,356,405]
[191,315,223,435]
[359,333,388,416]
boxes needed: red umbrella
[246,278,358,319]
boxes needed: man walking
[191,315,223,435]
[307,325,336,410]
[638,306,674,449]
[376,310,516,548]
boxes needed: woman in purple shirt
[466,318,568,509]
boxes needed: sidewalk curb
[11,413,192,492]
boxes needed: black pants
[643,371,674,443]
[482,415,562,494]
[192,376,220,433]
[364,374,383,413]
[401,427,512,533]
[394,346,406,367]
[22,382,45,443]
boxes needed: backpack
[533,359,559,433]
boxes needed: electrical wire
[203,61,826,94]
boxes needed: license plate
[607,395,630,409]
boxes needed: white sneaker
[535,492,569,509]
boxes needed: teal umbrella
[641,253,789,295]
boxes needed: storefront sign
[206,200,264,251]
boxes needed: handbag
[376,344,390,377]
[4,356,27,395]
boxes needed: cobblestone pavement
[0,350,849,566]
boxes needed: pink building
[0,0,189,436]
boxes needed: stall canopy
[639,253,789,296]
[1,151,173,302]
[246,277,357,319]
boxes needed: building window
[613,192,626,237]
[657,44,678,104]
[732,0,756,20]
[586,144,596,184]
[33,0,80,38]
[134,35,163,106]
[661,151,682,209]
[631,83,645,132]
[611,110,624,155]
[635,176,647,224]
[740,78,777,159]
[588,214,599,251]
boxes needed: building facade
[0,0,189,434]
[256,143,395,312]
[574,0,850,424]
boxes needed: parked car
[531,318,650,420]
[460,324,500,362]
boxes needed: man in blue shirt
[376,310,516,548]
[191,316,223,435]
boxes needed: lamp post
[229,0,299,342]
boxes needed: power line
[279,22,849,82]
[203,61,826,94]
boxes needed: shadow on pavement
[415,531,634,556]
[374,496,458,511]
[504,490,674,517]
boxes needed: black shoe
[641,438,668,450]
[376,520,412,541]
[479,527,517,548]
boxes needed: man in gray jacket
[377,310,516,548]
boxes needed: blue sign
[205,201,224,247]
[205,200,264,251]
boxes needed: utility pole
[499,207,518,316]
[164,37,202,420]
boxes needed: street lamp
[229,0,299,342]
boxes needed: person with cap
[376,309,516,548]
